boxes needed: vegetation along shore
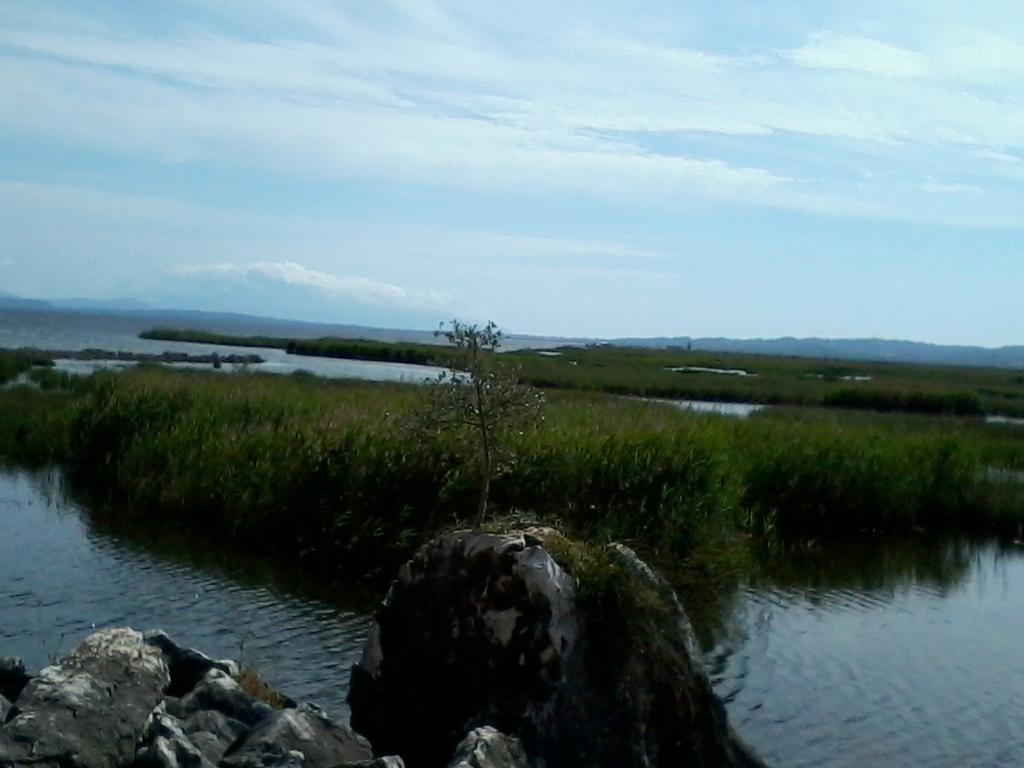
[1,343,1021,593]
[141,327,1024,418]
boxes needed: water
[0,468,373,720]
[0,308,449,383]
[987,415,1024,427]
[645,397,765,417]
[3,468,1024,764]
[707,538,1024,767]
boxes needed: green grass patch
[140,327,455,367]
[0,366,1021,587]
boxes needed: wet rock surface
[348,530,765,768]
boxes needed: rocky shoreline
[0,531,764,768]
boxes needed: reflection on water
[703,536,1024,768]
[0,468,372,720]
[642,397,765,417]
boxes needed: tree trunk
[474,429,492,528]
[474,461,491,529]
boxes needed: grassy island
[2,348,1021,589]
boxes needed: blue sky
[1,1,1023,343]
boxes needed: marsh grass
[238,666,292,709]
[1,366,1021,586]
[0,350,54,385]
[141,327,455,367]
[503,345,1024,418]
[137,332,1024,417]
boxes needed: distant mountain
[612,336,1024,369]
[3,291,1022,367]
[0,293,53,310]
[51,297,154,312]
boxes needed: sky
[1,1,1023,344]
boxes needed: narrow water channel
[1,468,1022,765]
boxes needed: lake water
[643,397,765,417]
[2,468,1022,765]
[707,538,1024,767]
[0,468,372,721]
[0,308,449,383]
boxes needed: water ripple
[0,468,372,719]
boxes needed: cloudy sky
[2,1,1023,343]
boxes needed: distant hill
[51,297,154,312]
[0,293,53,310]
[612,336,1024,369]
[2,291,1021,368]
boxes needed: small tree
[422,319,544,527]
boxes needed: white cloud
[168,261,452,312]
[918,177,983,195]
[787,33,930,78]
[972,148,1022,165]
[3,3,1024,230]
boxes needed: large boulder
[348,530,764,768]
[0,628,170,768]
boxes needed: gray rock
[136,701,249,768]
[221,703,373,768]
[349,531,578,768]
[136,704,216,768]
[0,694,9,725]
[447,728,530,768]
[0,657,29,702]
[176,668,274,728]
[183,709,249,764]
[0,627,170,768]
[348,530,765,768]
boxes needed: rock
[174,667,275,728]
[0,657,29,702]
[446,727,530,768]
[531,542,766,768]
[349,532,577,768]
[144,630,239,697]
[136,700,249,768]
[136,703,216,768]
[334,759,406,768]
[183,709,249,764]
[0,627,170,768]
[221,703,373,768]
[0,694,9,725]
[348,530,764,768]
